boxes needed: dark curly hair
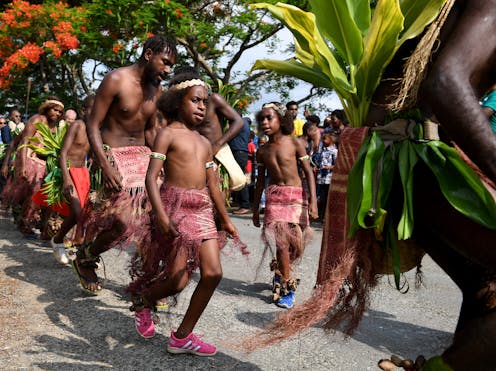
[140,34,177,61]
[156,70,205,122]
[255,102,294,135]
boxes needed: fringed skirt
[262,184,312,265]
[3,155,46,208]
[77,145,151,249]
[128,184,223,297]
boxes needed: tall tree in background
[0,0,317,115]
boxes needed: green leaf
[399,0,447,44]
[309,0,364,65]
[397,140,418,239]
[415,141,496,229]
[357,131,385,229]
[251,59,334,89]
[347,135,371,236]
[354,0,404,123]
[251,3,353,97]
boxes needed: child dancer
[316,131,338,222]
[127,71,240,356]
[252,102,318,309]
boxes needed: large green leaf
[357,131,386,229]
[308,0,364,65]
[347,135,370,236]
[251,3,353,96]
[397,140,418,239]
[415,141,496,229]
[354,0,404,125]
[399,0,447,44]
[251,59,334,89]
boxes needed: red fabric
[31,167,90,218]
[69,166,90,208]
[32,189,70,217]
[246,140,256,173]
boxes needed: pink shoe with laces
[134,308,155,339]
[167,331,217,356]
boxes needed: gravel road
[0,209,461,370]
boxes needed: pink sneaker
[167,331,217,356]
[134,308,155,339]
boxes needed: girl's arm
[145,129,178,239]
[206,151,238,237]
[296,141,318,219]
[252,150,266,228]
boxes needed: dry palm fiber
[245,127,377,350]
[387,0,456,112]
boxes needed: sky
[83,28,342,123]
[234,28,343,120]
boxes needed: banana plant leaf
[251,0,448,127]
[397,140,418,239]
[21,122,68,206]
[414,141,496,229]
[349,137,496,239]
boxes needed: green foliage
[251,0,447,126]
[0,0,312,116]
[347,129,496,286]
[21,122,68,206]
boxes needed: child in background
[127,71,240,356]
[252,102,318,309]
[316,131,338,222]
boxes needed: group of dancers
[0,35,318,356]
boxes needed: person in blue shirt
[480,86,496,134]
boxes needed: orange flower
[105,9,113,15]
[175,9,183,18]
[199,42,207,48]
[112,43,123,54]
[55,33,79,50]
[53,21,73,33]
[18,43,44,64]
[147,32,154,38]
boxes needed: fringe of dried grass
[387,0,456,112]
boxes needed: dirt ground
[0,207,461,371]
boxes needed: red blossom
[175,9,183,18]
[55,33,79,50]
[105,9,113,15]
[112,43,123,54]
[53,21,73,33]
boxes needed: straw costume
[128,183,227,297]
[77,145,151,249]
[261,183,312,301]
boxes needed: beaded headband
[169,78,207,91]
[262,102,287,117]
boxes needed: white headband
[169,79,206,91]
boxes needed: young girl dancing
[252,102,318,309]
[127,71,240,356]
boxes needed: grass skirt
[77,146,151,249]
[128,184,223,297]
